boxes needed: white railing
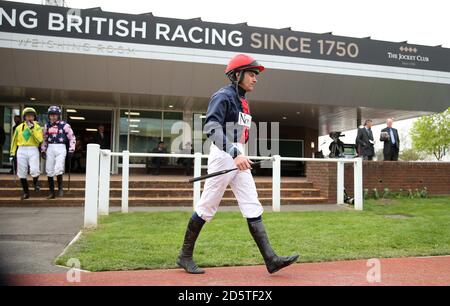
[83,143,363,228]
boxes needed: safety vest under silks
[10,121,44,156]
[204,84,252,158]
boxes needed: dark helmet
[48,105,61,115]
[225,54,265,83]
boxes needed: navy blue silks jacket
[204,84,250,158]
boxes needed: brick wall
[305,162,337,203]
[306,161,450,202]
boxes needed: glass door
[62,107,113,173]
[0,105,21,170]
[119,109,184,166]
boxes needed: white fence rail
[83,143,363,228]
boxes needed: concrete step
[0,196,329,206]
[0,187,322,198]
[0,178,314,189]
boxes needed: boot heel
[33,177,40,192]
[47,177,55,199]
[177,215,205,274]
[248,219,299,274]
[57,175,64,197]
[20,179,30,200]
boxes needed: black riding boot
[33,176,40,192]
[20,178,30,200]
[177,214,205,274]
[47,177,55,199]
[57,175,64,197]
[247,218,299,274]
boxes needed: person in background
[92,124,110,149]
[380,118,400,161]
[178,142,194,176]
[12,115,21,134]
[150,141,167,175]
[355,119,375,160]
[71,137,84,172]
[10,108,43,200]
[9,115,22,175]
[0,126,5,168]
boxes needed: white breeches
[195,143,263,222]
[16,146,40,179]
[46,144,67,177]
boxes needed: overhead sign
[1,1,449,72]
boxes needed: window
[119,110,183,165]
[162,111,183,153]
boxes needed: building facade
[0,1,449,173]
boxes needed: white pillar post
[84,144,100,229]
[337,161,345,204]
[98,149,111,216]
[121,150,129,213]
[272,155,281,212]
[193,152,202,209]
[354,158,364,210]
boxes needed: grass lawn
[56,196,450,272]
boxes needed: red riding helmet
[225,54,265,82]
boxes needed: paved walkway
[0,205,345,276]
[6,256,450,286]
[0,207,83,274]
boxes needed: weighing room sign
[1,1,449,72]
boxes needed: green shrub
[363,188,369,200]
[420,187,428,198]
[373,188,380,200]
[395,189,404,199]
[383,188,391,199]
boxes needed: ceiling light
[168,105,174,108]
[70,116,85,120]
[282,116,287,120]
[29,97,36,101]
[130,130,140,133]
[128,119,141,122]
[129,124,139,128]
[125,112,140,116]
[67,109,77,113]
[85,128,98,132]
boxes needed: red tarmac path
[6,256,450,286]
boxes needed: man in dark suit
[0,126,5,169]
[150,141,168,175]
[380,118,400,161]
[355,119,375,160]
[92,125,110,149]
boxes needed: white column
[193,152,202,209]
[84,144,100,229]
[354,158,364,210]
[272,155,281,212]
[98,149,111,216]
[337,161,345,204]
[121,150,129,213]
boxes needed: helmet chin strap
[235,70,246,97]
